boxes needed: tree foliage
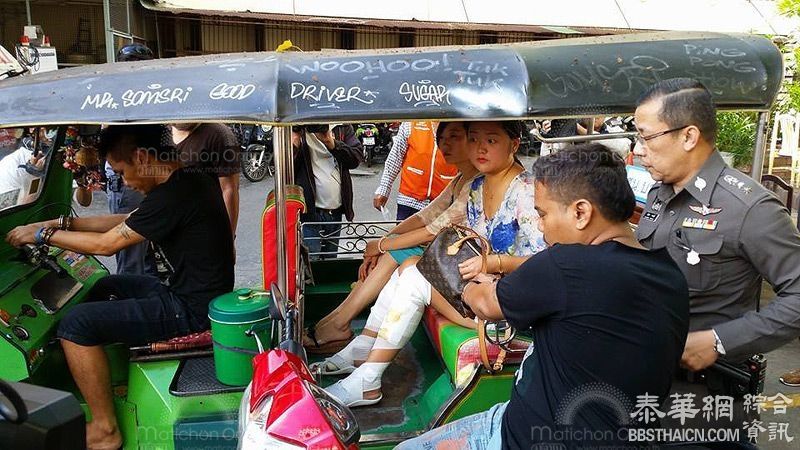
[778,0,800,17]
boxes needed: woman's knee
[397,256,420,275]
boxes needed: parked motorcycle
[237,284,359,449]
[375,121,397,159]
[354,123,379,167]
[237,124,274,182]
[354,122,397,167]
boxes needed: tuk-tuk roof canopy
[0,32,783,128]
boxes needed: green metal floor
[310,321,451,437]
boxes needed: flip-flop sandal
[779,369,800,387]
[325,378,382,408]
[309,354,356,376]
[304,325,354,355]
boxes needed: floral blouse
[467,171,546,257]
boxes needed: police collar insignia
[694,177,707,191]
[652,200,663,212]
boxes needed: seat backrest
[262,186,306,300]
[761,174,794,215]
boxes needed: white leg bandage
[325,362,389,407]
[374,265,431,350]
[365,269,401,332]
[333,334,376,366]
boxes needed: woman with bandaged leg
[303,121,479,354]
[317,121,548,407]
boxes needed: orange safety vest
[399,121,458,201]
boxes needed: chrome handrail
[530,128,637,144]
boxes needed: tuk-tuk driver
[6,124,235,450]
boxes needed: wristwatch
[712,329,726,355]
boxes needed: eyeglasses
[635,125,690,146]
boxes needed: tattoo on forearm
[117,222,133,240]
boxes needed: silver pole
[103,0,115,63]
[750,112,769,181]
[273,126,291,304]
[530,128,638,144]
[25,0,32,26]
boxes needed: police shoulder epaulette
[716,169,764,205]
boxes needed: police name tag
[626,165,656,204]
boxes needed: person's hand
[373,195,388,211]
[314,130,336,150]
[358,255,378,281]
[29,153,45,170]
[541,120,552,134]
[364,239,382,258]
[459,255,483,280]
[680,330,719,371]
[5,224,40,247]
[291,131,302,149]
[471,272,497,284]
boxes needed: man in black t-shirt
[172,122,240,236]
[396,144,689,450]
[6,124,234,450]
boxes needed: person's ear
[682,126,702,152]
[511,137,520,154]
[574,199,593,231]
[134,148,147,165]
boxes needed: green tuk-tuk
[0,31,782,449]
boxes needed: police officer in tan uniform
[634,79,800,416]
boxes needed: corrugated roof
[140,0,799,35]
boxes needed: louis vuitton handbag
[417,224,489,319]
[417,224,518,373]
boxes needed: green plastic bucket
[208,288,272,386]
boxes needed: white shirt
[306,132,342,210]
[0,147,35,206]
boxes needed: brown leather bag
[418,224,522,374]
[417,224,489,318]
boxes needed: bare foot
[304,320,353,347]
[86,421,122,450]
[363,388,381,401]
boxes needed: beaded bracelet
[42,227,57,245]
[58,215,73,231]
[377,236,388,254]
[57,215,71,231]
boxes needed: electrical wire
[14,44,39,71]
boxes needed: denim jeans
[396,204,421,221]
[302,209,343,259]
[396,401,506,450]
[57,275,203,346]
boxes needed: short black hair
[465,120,525,139]
[98,124,178,163]
[637,78,716,144]
[435,121,468,144]
[532,143,635,222]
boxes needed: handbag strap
[477,319,512,373]
[448,224,491,272]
